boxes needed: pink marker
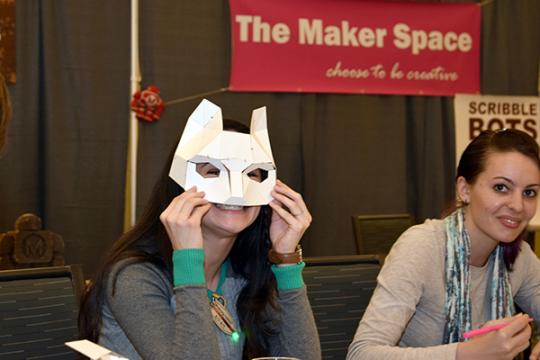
[463,317,534,339]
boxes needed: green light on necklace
[231,331,240,343]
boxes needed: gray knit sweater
[347,219,540,360]
[98,260,321,360]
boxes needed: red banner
[229,0,480,96]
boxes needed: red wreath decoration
[130,85,165,122]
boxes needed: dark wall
[0,0,539,277]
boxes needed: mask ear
[170,99,223,187]
[456,176,471,204]
[250,106,274,163]
[178,99,223,148]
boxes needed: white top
[347,219,540,360]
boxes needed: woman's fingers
[501,314,531,337]
[529,339,540,359]
[161,187,195,219]
[176,196,209,223]
[512,323,531,349]
[159,187,209,249]
[274,180,309,211]
[271,190,301,215]
[497,314,532,358]
[161,187,206,223]
[268,180,312,253]
[269,199,297,227]
[191,203,212,223]
[272,180,312,223]
[270,196,311,231]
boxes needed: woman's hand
[456,313,532,360]
[268,180,312,253]
[529,331,540,359]
[159,187,211,250]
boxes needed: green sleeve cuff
[172,248,206,287]
[271,262,305,290]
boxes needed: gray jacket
[99,260,321,359]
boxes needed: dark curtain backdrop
[1,0,539,276]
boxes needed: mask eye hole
[244,168,268,183]
[196,163,221,178]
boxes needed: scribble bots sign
[454,94,540,157]
[229,0,480,96]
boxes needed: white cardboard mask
[169,99,276,206]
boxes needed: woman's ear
[456,176,471,204]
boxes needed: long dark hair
[78,119,278,359]
[456,129,540,269]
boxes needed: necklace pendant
[210,294,236,335]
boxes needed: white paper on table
[65,340,129,360]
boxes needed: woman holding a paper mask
[79,100,321,360]
[347,129,540,360]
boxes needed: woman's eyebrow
[493,176,540,188]
[492,176,513,184]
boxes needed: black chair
[0,265,85,359]
[304,255,382,360]
[351,213,414,255]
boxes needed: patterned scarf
[443,207,514,343]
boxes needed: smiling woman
[457,151,540,265]
[347,129,540,360]
[78,100,321,360]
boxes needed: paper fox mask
[169,99,276,206]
